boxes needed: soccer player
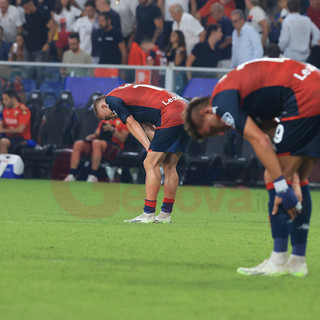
[0,89,31,154]
[64,118,129,182]
[93,84,190,223]
[183,58,320,276]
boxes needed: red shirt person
[184,58,320,276]
[93,84,190,223]
[64,118,129,183]
[0,89,31,154]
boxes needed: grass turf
[1,179,320,320]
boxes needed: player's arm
[125,115,151,151]
[243,116,300,219]
[0,124,26,134]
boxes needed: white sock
[270,251,288,265]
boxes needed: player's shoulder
[18,103,30,115]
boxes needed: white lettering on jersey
[293,64,317,81]
[162,95,183,105]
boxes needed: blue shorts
[274,115,320,157]
[149,125,190,153]
[6,136,26,153]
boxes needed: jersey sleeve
[18,108,31,126]
[105,96,131,124]
[212,89,248,133]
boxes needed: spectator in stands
[95,0,122,33]
[308,0,320,29]
[186,24,222,79]
[131,0,163,46]
[165,30,187,66]
[61,32,92,77]
[94,12,127,65]
[195,0,236,27]
[210,2,233,64]
[156,0,197,49]
[230,9,263,68]
[35,0,56,14]
[0,26,10,60]
[8,33,25,61]
[269,0,288,44]
[73,0,97,56]
[53,0,82,61]
[170,3,205,55]
[64,119,129,183]
[0,88,31,154]
[111,0,139,45]
[21,0,56,61]
[278,0,320,62]
[245,0,269,48]
[0,0,23,44]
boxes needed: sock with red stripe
[267,184,289,252]
[144,199,157,214]
[161,198,175,213]
[290,181,311,256]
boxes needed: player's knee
[143,158,160,172]
[73,140,84,151]
[92,139,105,151]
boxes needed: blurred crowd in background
[0,0,319,69]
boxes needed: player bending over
[183,58,320,276]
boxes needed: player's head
[2,89,20,109]
[183,96,230,140]
[93,95,118,121]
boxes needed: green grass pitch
[1,179,320,320]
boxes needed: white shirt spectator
[247,6,267,36]
[73,16,93,56]
[278,13,320,61]
[231,23,263,68]
[164,0,190,21]
[0,4,23,43]
[111,0,138,38]
[172,12,205,55]
[54,6,82,32]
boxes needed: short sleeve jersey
[3,103,31,140]
[210,58,320,133]
[105,84,187,129]
[98,119,128,149]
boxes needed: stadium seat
[39,80,64,107]
[64,76,125,109]
[22,79,37,99]
[26,90,45,144]
[182,78,219,99]
[71,92,101,141]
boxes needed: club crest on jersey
[221,112,235,128]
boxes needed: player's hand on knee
[272,176,302,219]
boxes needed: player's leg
[286,157,318,276]
[0,138,11,154]
[237,169,291,276]
[64,140,91,181]
[86,139,108,182]
[124,151,167,223]
[156,152,182,223]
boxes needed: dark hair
[183,96,211,140]
[68,32,80,42]
[3,89,20,102]
[55,0,71,15]
[165,30,186,58]
[98,11,112,22]
[265,43,281,58]
[287,0,300,12]
[84,0,95,8]
[207,24,221,40]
